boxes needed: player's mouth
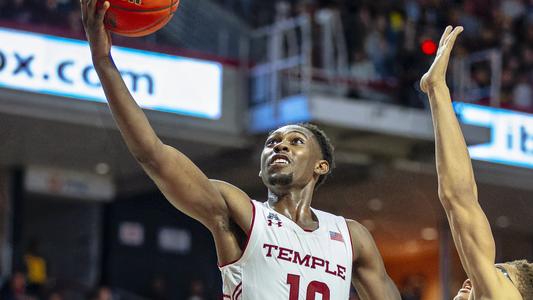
[268,154,291,167]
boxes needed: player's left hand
[420,25,463,93]
[81,0,112,61]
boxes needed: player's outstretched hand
[81,0,112,61]
[420,25,463,93]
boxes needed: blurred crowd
[0,271,209,300]
[214,0,533,111]
[0,0,82,34]
[0,0,531,110]
[303,0,530,111]
[0,241,209,300]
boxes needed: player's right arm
[421,26,520,298]
[80,0,253,262]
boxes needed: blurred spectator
[349,48,394,101]
[469,64,492,101]
[24,239,48,298]
[32,0,71,27]
[146,275,169,300]
[88,286,114,300]
[501,0,526,20]
[46,290,64,300]
[350,49,378,83]
[512,71,533,111]
[0,0,8,19]
[2,0,33,24]
[186,279,206,300]
[400,274,425,300]
[364,14,393,78]
[0,270,34,300]
[67,5,83,35]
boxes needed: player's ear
[259,170,262,177]
[315,160,329,176]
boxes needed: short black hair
[505,260,533,298]
[295,123,335,189]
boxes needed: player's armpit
[207,180,253,267]
[347,220,400,300]
[210,180,253,234]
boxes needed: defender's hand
[420,25,463,93]
[81,0,112,61]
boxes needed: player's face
[260,125,325,190]
[453,264,519,300]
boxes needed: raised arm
[347,220,400,300]
[80,0,252,239]
[420,26,514,297]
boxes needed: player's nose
[273,141,289,153]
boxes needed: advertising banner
[0,27,222,119]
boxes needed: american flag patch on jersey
[330,231,344,242]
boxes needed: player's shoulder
[344,219,373,241]
[344,219,383,264]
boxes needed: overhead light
[95,162,110,175]
[405,240,419,253]
[367,198,383,212]
[421,227,438,240]
[496,216,510,228]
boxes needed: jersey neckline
[263,201,325,234]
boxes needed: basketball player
[420,25,533,299]
[80,0,400,299]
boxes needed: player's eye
[292,138,304,145]
[265,138,278,147]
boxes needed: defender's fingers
[445,26,463,42]
[439,26,453,47]
[95,1,110,24]
[445,26,463,49]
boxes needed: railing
[162,0,251,60]
[247,10,531,115]
[249,15,312,106]
[248,9,399,112]
[452,49,503,107]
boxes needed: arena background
[0,0,531,299]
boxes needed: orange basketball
[99,0,180,37]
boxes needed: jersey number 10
[286,274,330,300]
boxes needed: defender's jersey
[220,200,353,300]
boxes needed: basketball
[99,0,180,37]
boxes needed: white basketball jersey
[220,200,353,300]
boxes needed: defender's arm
[421,26,516,297]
